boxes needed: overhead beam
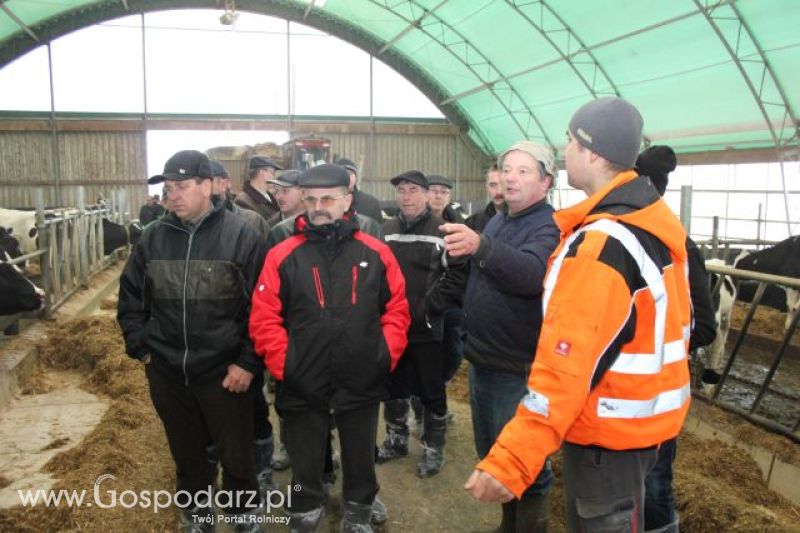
[0,2,39,42]
[302,0,315,20]
[377,0,447,56]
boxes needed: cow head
[0,226,22,259]
[735,235,800,278]
[0,251,45,315]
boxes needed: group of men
[118,96,699,533]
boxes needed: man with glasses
[378,171,467,478]
[250,164,410,532]
[427,175,467,223]
[267,170,304,225]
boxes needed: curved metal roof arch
[0,0,798,162]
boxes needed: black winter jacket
[686,236,716,351]
[382,208,467,343]
[250,214,410,413]
[463,200,559,374]
[352,187,384,223]
[117,198,267,384]
[466,202,499,233]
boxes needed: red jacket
[249,214,410,413]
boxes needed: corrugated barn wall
[0,118,489,217]
[0,128,146,214]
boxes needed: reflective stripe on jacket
[477,171,692,497]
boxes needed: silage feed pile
[0,316,177,532]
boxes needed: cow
[0,208,38,264]
[0,250,44,316]
[0,226,22,260]
[734,236,800,331]
[702,259,736,392]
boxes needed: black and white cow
[734,236,800,331]
[0,250,44,316]
[702,259,736,391]
[0,208,38,268]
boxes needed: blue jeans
[644,437,678,532]
[468,363,553,498]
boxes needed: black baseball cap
[148,150,213,185]
[248,156,283,171]
[390,170,428,189]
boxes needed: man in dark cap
[250,164,410,532]
[636,145,715,533]
[336,157,383,222]
[378,170,467,478]
[467,97,693,533]
[118,150,267,531]
[427,175,467,224]
[210,160,269,237]
[235,156,282,222]
[266,169,304,227]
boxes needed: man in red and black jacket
[249,164,410,531]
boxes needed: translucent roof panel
[0,0,797,160]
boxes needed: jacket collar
[293,210,360,242]
[163,196,226,233]
[398,206,431,231]
[243,181,277,206]
[554,171,688,261]
[502,197,548,219]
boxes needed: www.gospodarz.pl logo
[17,474,299,514]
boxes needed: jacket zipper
[312,266,326,309]
[181,231,194,386]
[351,265,358,305]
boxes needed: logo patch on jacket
[555,339,571,356]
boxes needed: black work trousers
[251,370,273,440]
[145,364,259,514]
[283,403,379,512]
[388,341,447,416]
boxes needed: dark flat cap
[426,175,453,189]
[209,160,229,178]
[390,170,428,189]
[148,150,213,184]
[335,158,358,174]
[299,164,350,188]
[269,170,301,188]
[248,156,283,171]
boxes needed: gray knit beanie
[568,97,644,168]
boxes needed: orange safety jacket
[477,171,692,497]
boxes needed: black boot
[377,399,410,463]
[515,493,549,533]
[417,411,447,478]
[409,395,424,437]
[252,436,275,502]
[341,501,374,533]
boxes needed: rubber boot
[272,418,291,471]
[409,395,424,437]
[493,501,517,533]
[287,507,325,533]
[371,495,387,525]
[252,436,276,502]
[341,501,374,533]
[377,399,410,464]
[417,411,447,478]
[180,502,215,533]
[515,492,549,533]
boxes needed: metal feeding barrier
[701,262,800,441]
[1,187,130,334]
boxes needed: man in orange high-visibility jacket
[465,97,692,533]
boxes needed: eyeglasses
[428,187,450,196]
[302,194,348,208]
